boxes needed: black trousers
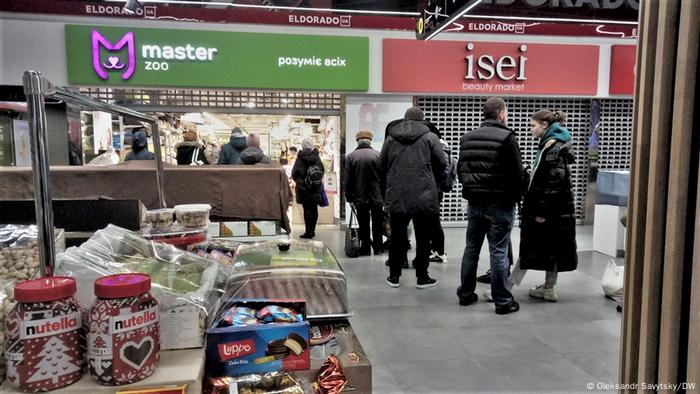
[302,202,319,235]
[355,204,384,253]
[389,213,432,279]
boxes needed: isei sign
[65,25,369,91]
[383,39,599,96]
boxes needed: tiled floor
[308,225,623,393]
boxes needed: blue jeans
[457,203,515,306]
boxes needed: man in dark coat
[235,133,272,165]
[381,107,447,289]
[344,130,384,256]
[456,97,528,315]
[292,138,325,239]
[124,129,155,161]
[218,127,247,165]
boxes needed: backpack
[305,164,324,188]
[439,144,458,193]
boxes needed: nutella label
[109,307,159,334]
[218,339,256,361]
[19,312,82,339]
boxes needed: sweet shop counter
[0,348,205,394]
[0,163,292,233]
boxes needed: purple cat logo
[92,30,136,80]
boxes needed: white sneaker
[483,290,493,302]
[429,252,447,264]
[529,284,557,302]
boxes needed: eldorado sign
[65,25,369,91]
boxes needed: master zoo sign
[91,30,219,80]
[66,25,369,91]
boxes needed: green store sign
[65,24,369,91]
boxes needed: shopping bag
[602,259,625,300]
[344,206,360,258]
[319,185,329,207]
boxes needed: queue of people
[343,98,577,315]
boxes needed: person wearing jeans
[456,97,528,315]
[458,204,515,308]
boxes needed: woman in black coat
[175,130,208,165]
[511,109,577,302]
[292,138,325,239]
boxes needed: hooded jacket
[218,134,247,165]
[380,119,447,215]
[175,140,208,165]
[124,131,155,161]
[344,143,383,207]
[235,146,272,165]
[292,148,324,205]
[458,119,528,206]
[519,122,578,272]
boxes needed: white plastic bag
[602,260,624,300]
[87,146,120,166]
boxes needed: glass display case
[226,240,352,320]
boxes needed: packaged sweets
[145,209,175,229]
[218,307,259,328]
[4,277,86,392]
[256,305,303,324]
[88,274,160,385]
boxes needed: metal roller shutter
[417,96,633,223]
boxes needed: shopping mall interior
[0,0,699,393]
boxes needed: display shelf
[0,349,204,394]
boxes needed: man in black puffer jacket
[456,97,528,315]
[381,107,447,289]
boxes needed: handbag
[344,205,361,258]
[319,185,329,207]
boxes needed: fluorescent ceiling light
[425,0,484,40]
[104,0,420,16]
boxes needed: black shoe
[458,293,479,306]
[495,301,520,315]
[476,269,491,284]
[299,233,313,239]
[386,276,400,288]
[373,248,386,255]
[385,259,409,269]
[616,304,622,313]
[416,276,438,289]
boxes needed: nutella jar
[88,273,160,385]
[4,277,86,392]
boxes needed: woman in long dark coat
[291,138,325,239]
[510,109,577,302]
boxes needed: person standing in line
[235,133,272,165]
[509,109,578,301]
[203,134,221,165]
[175,129,208,165]
[218,127,247,165]
[456,97,528,315]
[292,138,325,239]
[124,128,155,161]
[344,130,384,256]
[424,120,455,264]
[381,107,447,289]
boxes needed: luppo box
[205,299,310,377]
